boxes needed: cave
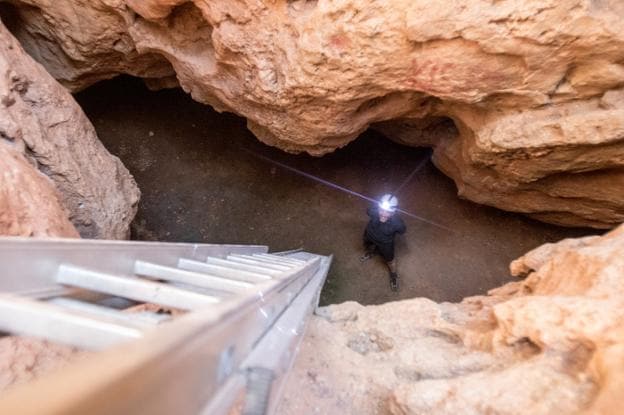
[1,1,624,414]
[74,76,593,306]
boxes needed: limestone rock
[0,1,175,91]
[0,19,140,239]
[0,144,79,237]
[277,224,624,414]
[2,0,623,227]
[0,337,85,392]
[430,97,624,229]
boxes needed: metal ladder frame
[0,237,331,414]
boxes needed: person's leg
[360,232,377,262]
[380,244,399,291]
[387,260,398,291]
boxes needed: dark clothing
[365,207,406,243]
[363,206,406,261]
[363,232,396,261]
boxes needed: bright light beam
[241,147,455,233]
[392,149,432,197]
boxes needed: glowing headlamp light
[380,201,391,210]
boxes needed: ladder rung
[227,255,293,270]
[134,261,253,293]
[57,265,219,310]
[0,294,143,350]
[178,259,273,283]
[119,310,171,324]
[48,298,161,329]
[204,257,282,276]
[253,253,306,265]
[235,254,298,268]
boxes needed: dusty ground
[75,76,596,305]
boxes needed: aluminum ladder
[0,237,331,415]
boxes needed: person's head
[378,194,398,222]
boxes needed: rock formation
[277,224,624,414]
[0,19,140,239]
[0,337,84,392]
[0,144,79,237]
[2,0,623,228]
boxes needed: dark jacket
[365,206,406,245]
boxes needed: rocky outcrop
[425,93,624,229]
[0,144,79,237]
[0,337,84,392]
[2,0,623,228]
[0,19,140,239]
[277,224,624,414]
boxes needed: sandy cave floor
[75,76,597,306]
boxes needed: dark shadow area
[0,4,20,34]
[75,76,597,306]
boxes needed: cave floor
[75,77,596,306]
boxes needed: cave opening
[74,76,592,306]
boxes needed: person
[360,194,406,291]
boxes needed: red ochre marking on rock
[329,33,351,50]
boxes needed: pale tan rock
[0,19,140,238]
[0,337,86,392]
[509,235,601,277]
[432,97,624,229]
[278,224,624,415]
[0,1,175,91]
[0,144,79,237]
[3,0,623,228]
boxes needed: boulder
[0,19,140,238]
[0,144,79,237]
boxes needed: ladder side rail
[202,255,331,415]
[240,256,331,415]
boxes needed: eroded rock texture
[0,144,79,237]
[2,0,623,228]
[0,337,84,392]
[277,224,624,414]
[0,20,139,238]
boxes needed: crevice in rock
[0,3,21,36]
[511,336,542,356]
[128,1,217,83]
[550,64,576,98]
[372,116,459,148]
[287,1,318,20]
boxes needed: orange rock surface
[3,0,623,227]
[0,20,139,238]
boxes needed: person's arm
[395,217,406,234]
[367,206,377,219]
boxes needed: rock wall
[0,19,140,239]
[2,0,623,228]
[0,144,79,237]
[277,224,624,414]
[0,337,84,392]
